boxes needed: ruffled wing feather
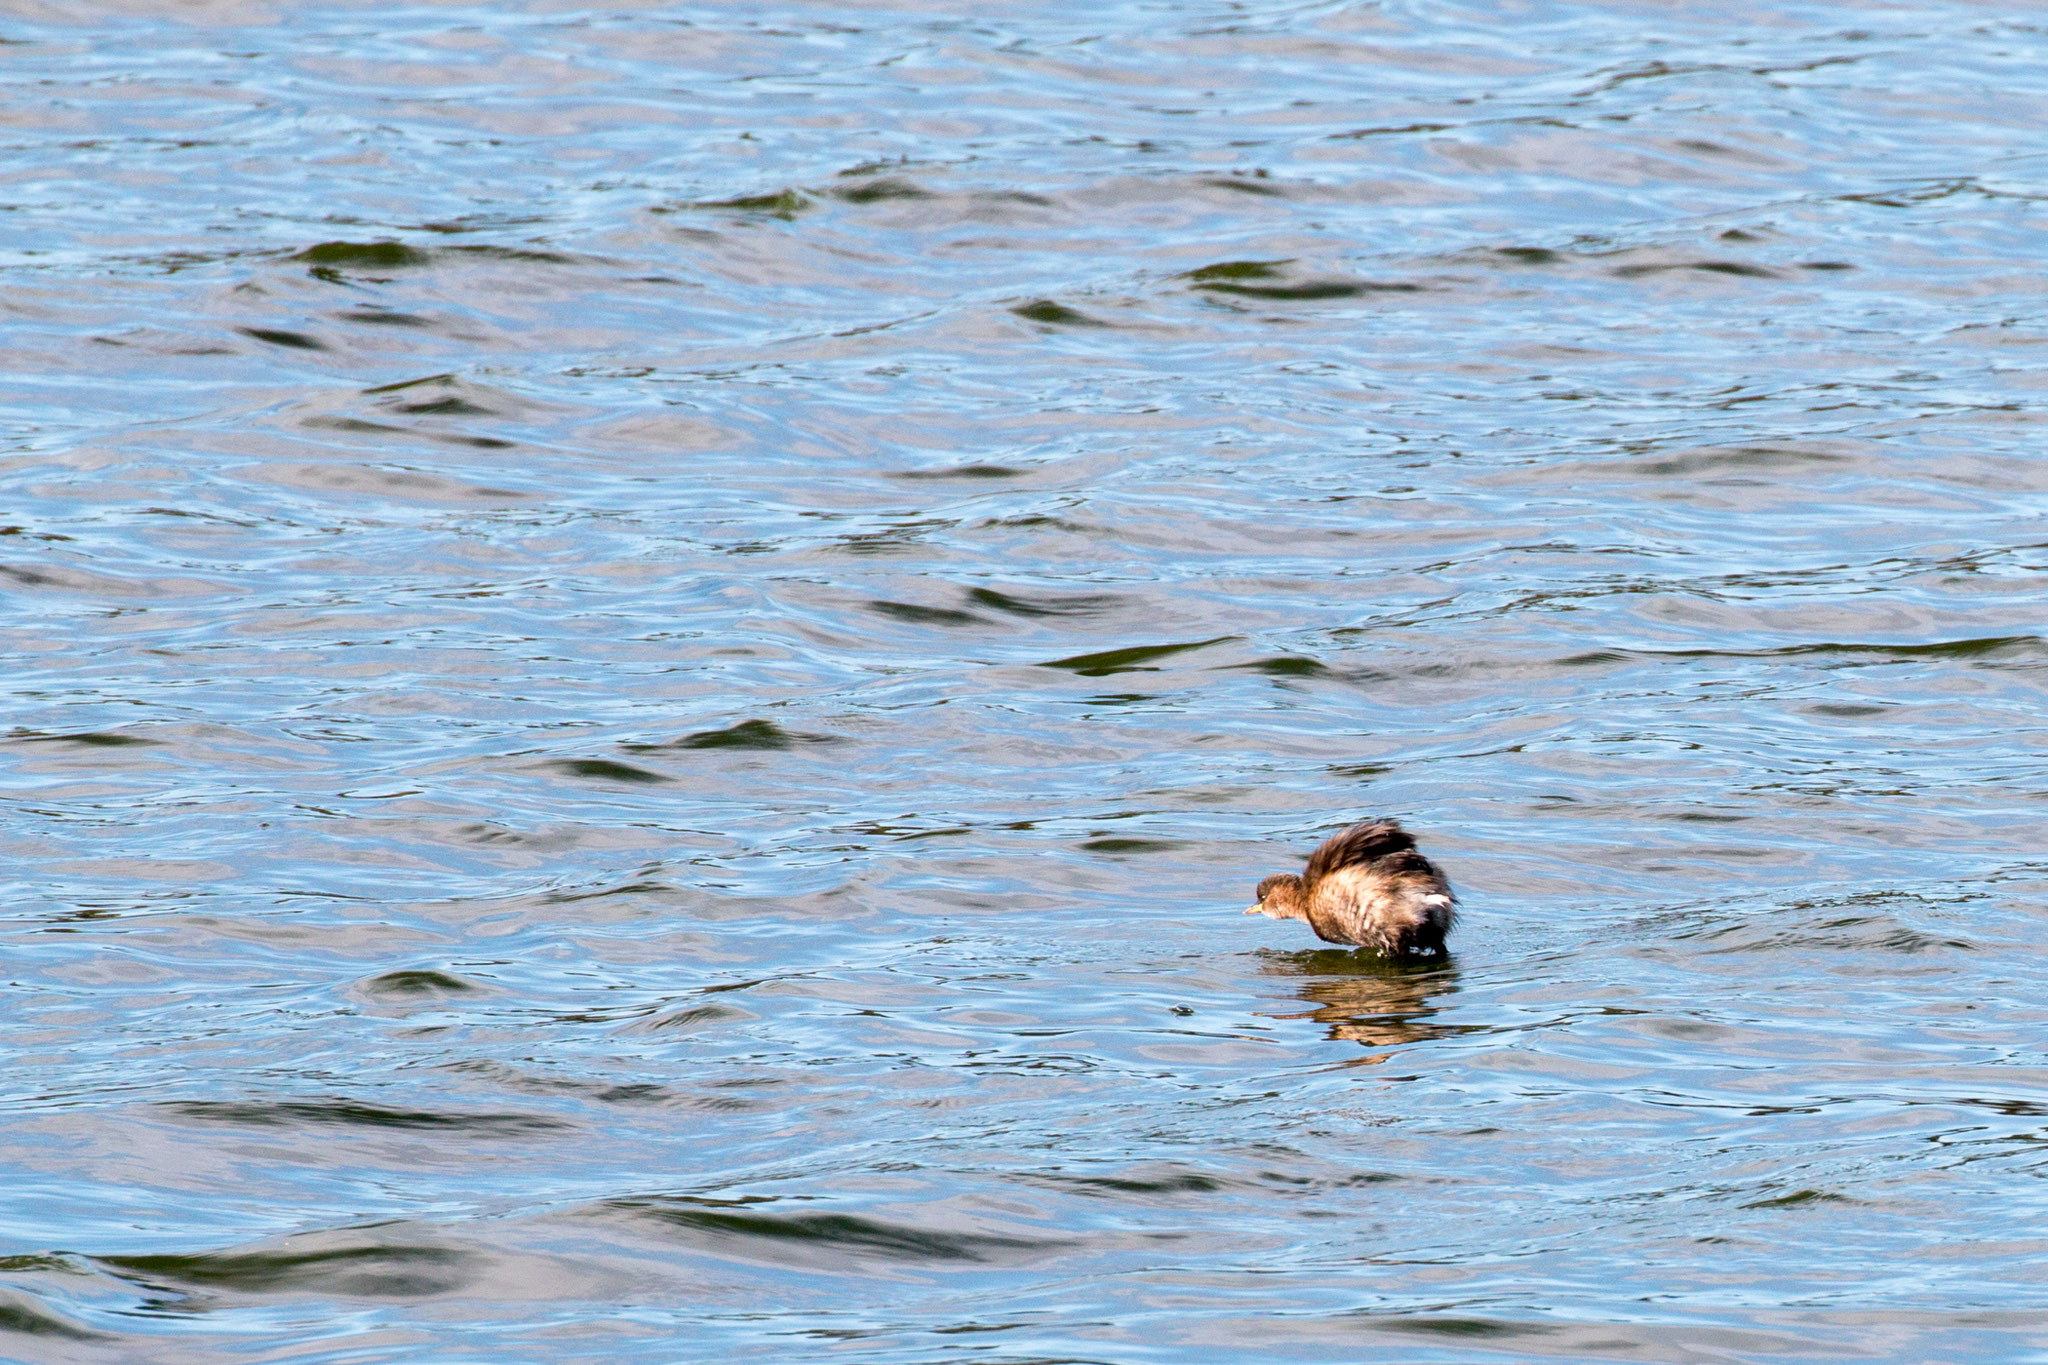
[1303,819,1416,883]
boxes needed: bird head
[1246,873,1309,920]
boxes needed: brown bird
[1245,818,1455,956]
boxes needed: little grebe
[1246,818,1455,956]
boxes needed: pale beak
[1244,903,1263,915]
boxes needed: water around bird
[4,0,2048,1359]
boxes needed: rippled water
[6,0,2048,1359]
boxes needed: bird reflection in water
[1259,949,1460,1064]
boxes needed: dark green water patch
[1080,837,1181,853]
[620,1002,753,1034]
[1378,1316,1559,1339]
[443,244,576,264]
[1228,655,1334,678]
[1742,1188,1849,1209]
[658,719,791,750]
[1611,636,2042,665]
[1487,246,1566,265]
[362,373,457,395]
[100,1243,476,1297]
[1194,278,1420,300]
[833,177,930,203]
[1329,121,1455,138]
[1204,175,1286,196]
[238,326,326,350]
[543,758,670,784]
[1611,259,1783,279]
[895,463,1024,480]
[967,586,1118,617]
[634,718,838,751]
[1041,636,1235,676]
[687,188,812,217]
[1947,1097,2048,1118]
[1183,259,1291,282]
[1022,1165,1237,1197]
[361,969,479,997]
[0,1294,103,1340]
[339,309,431,327]
[161,1100,571,1134]
[292,240,430,270]
[301,415,403,434]
[867,599,991,627]
[397,396,495,415]
[12,730,160,746]
[600,1196,1064,1266]
[1011,299,1109,327]
[0,1255,74,1273]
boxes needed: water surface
[5,0,2048,1359]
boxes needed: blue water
[5,1,2048,1359]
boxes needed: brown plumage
[1245,818,1455,956]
